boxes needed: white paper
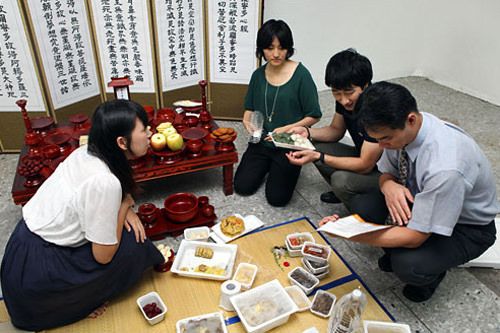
[211,214,264,243]
[208,0,259,84]
[156,0,205,91]
[27,0,99,109]
[90,0,155,93]
[317,215,391,238]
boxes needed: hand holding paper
[317,214,392,238]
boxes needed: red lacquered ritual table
[11,119,238,206]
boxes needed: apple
[166,133,184,151]
[161,127,177,137]
[150,133,167,151]
[156,122,173,133]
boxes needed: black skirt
[0,220,164,331]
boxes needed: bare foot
[88,301,109,319]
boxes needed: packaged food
[286,232,315,250]
[288,267,319,295]
[233,263,258,290]
[302,257,329,275]
[184,226,210,241]
[301,241,331,264]
[176,312,228,333]
[285,285,311,311]
[136,291,167,325]
[310,290,336,317]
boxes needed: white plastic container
[176,311,228,333]
[230,279,298,333]
[136,291,167,325]
[288,267,319,295]
[285,238,303,257]
[363,320,411,333]
[184,226,210,242]
[232,263,258,290]
[313,269,330,280]
[284,285,311,312]
[302,257,329,274]
[310,290,336,318]
[285,232,315,250]
[301,241,331,264]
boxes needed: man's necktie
[385,148,409,225]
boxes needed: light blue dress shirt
[377,112,500,236]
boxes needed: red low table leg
[223,164,234,195]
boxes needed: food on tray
[173,100,202,107]
[285,287,310,309]
[220,215,245,236]
[234,265,256,284]
[288,233,314,247]
[194,264,226,276]
[240,299,280,326]
[290,268,317,289]
[210,127,237,142]
[142,302,162,318]
[186,229,209,241]
[272,132,313,149]
[305,258,327,269]
[195,246,214,259]
[303,243,329,259]
[156,244,173,261]
[311,292,335,316]
[179,316,225,333]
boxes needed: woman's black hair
[356,81,418,131]
[87,100,148,198]
[325,48,373,90]
[256,19,295,60]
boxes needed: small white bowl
[137,291,167,325]
[301,241,331,264]
[288,267,319,295]
[302,257,329,274]
[233,263,258,290]
[184,226,210,242]
[310,290,336,318]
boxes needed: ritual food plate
[171,240,237,281]
[271,132,316,150]
[210,214,264,244]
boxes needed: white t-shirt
[23,146,122,247]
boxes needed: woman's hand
[319,214,340,226]
[287,126,309,138]
[125,208,146,243]
[273,125,294,134]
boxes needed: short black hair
[88,99,148,197]
[256,19,294,60]
[325,48,373,90]
[356,81,418,131]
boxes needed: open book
[317,214,392,238]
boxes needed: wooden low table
[0,217,393,332]
[11,120,238,206]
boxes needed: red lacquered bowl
[164,193,198,223]
[41,144,61,159]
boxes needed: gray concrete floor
[0,77,499,332]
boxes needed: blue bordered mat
[223,216,395,326]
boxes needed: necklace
[264,81,280,122]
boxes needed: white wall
[263,0,500,106]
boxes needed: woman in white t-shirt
[0,100,164,331]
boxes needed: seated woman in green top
[234,19,322,206]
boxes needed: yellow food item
[194,246,214,259]
[235,267,255,284]
[194,264,225,276]
[220,215,245,237]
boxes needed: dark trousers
[234,143,301,207]
[385,221,496,286]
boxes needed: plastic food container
[313,269,330,280]
[233,263,258,290]
[230,279,298,333]
[176,311,228,333]
[285,238,303,257]
[301,241,331,264]
[184,226,211,241]
[284,285,311,312]
[136,291,167,325]
[302,257,329,274]
[285,232,315,250]
[363,320,411,333]
[288,267,319,295]
[310,290,336,318]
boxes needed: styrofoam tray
[176,311,228,333]
[210,214,264,244]
[171,240,237,280]
[270,133,316,151]
[230,279,298,333]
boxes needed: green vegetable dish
[272,133,295,144]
